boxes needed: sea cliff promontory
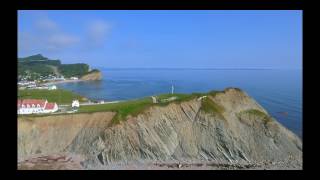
[18,88,302,170]
[80,69,102,81]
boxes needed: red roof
[44,102,56,110]
[17,99,47,108]
[17,99,22,107]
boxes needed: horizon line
[94,67,302,70]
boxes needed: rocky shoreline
[18,154,84,170]
[18,154,302,170]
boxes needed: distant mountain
[18,54,101,80]
[18,54,49,61]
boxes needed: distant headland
[18,54,102,84]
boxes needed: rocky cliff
[18,88,302,170]
[80,70,102,81]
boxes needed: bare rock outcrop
[80,70,102,81]
[18,88,302,170]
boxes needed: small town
[18,74,79,90]
[18,74,110,115]
[19,73,66,83]
[17,85,178,115]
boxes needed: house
[17,99,58,114]
[26,84,36,89]
[72,100,80,108]
[34,86,47,90]
[30,85,57,90]
[18,81,36,86]
[48,85,57,90]
[70,77,78,80]
[151,96,157,103]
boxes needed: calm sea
[57,69,302,138]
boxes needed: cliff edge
[80,70,102,81]
[18,88,302,170]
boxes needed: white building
[17,99,58,114]
[30,85,57,90]
[48,85,57,90]
[18,81,36,86]
[27,84,36,89]
[70,77,78,80]
[151,96,157,103]
[72,100,80,108]
[34,86,47,90]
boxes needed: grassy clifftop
[78,90,235,124]
[18,88,245,124]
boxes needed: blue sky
[18,10,302,69]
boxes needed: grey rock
[18,88,302,169]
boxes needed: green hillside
[18,54,49,61]
[18,54,92,80]
[59,64,89,78]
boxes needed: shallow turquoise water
[57,69,302,137]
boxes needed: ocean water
[57,69,302,137]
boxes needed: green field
[18,89,87,104]
[79,93,208,124]
[79,97,153,124]
[19,88,235,124]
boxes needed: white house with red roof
[17,99,58,114]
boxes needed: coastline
[42,79,85,86]
[18,154,302,170]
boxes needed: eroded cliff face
[80,71,102,81]
[18,88,302,169]
[18,112,114,161]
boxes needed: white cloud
[19,15,81,53]
[88,20,111,38]
[35,17,59,32]
[85,20,112,49]
[18,32,35,52]
[46,34,80,49]
[18,14,113,54]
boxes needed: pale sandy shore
[42,79,85,86]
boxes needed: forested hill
[18,54,99,80]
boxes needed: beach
[42,79,84,86]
